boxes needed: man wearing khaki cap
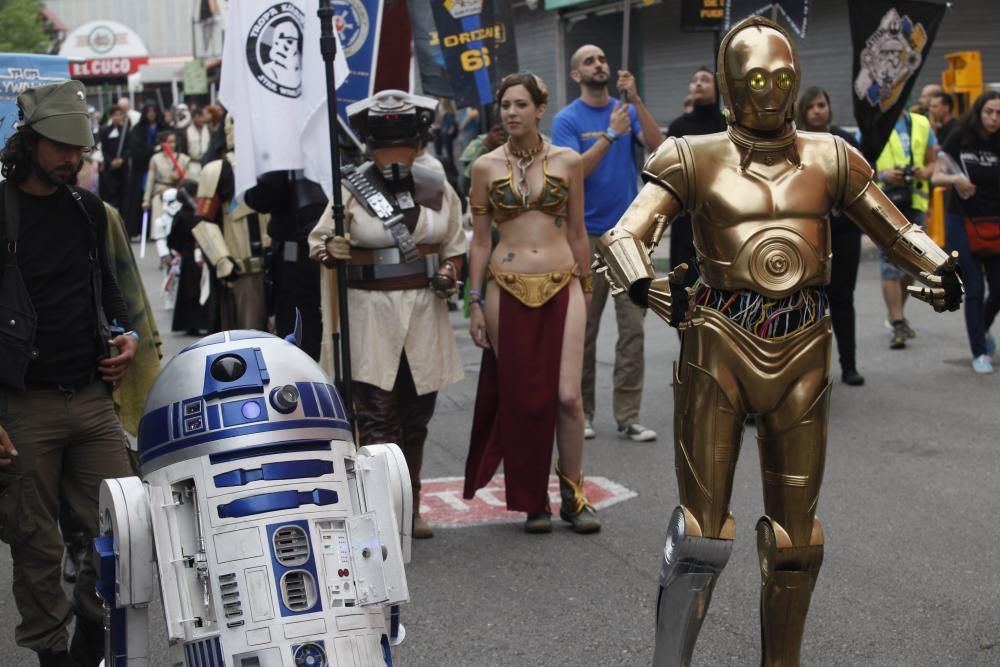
[0,80,137,667]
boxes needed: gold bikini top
[472,151,569,223]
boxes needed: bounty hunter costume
[308,90,466,538]
[595,17,962,666]
[192,115,270,331]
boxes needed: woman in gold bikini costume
[462,72,600,534]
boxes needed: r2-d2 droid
[96,331,413,666]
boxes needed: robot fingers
[906,284,950,313]
[666,262,689,285]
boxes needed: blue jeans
[945,213,1000,357]
[879,210,924,280]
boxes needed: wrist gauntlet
[593,227,655,297]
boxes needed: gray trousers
[582,235,646,425]
[0,381,132,653]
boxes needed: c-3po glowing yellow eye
[748,71,767,90]
[776,70,793,90]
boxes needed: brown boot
[556,466,601,534]
[412,490,433,539]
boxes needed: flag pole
[621,0,631,103]
[317,0,354,427]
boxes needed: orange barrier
[928,186,946,246]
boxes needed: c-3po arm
[595,137,687,323]
[837,138,962,312]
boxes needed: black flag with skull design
[849,0,947,163]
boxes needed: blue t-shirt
[551,98,641,235]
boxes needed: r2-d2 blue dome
[138,330,352,473]
[97,331,413,667]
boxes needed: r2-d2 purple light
[97,331,412,666]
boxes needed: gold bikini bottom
[488,264,579,308]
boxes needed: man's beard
[581,73,608,92]
[35,159,82,187]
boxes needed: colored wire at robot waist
[692,281,829,340]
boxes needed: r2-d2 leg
[652,506,733,667]
[96,476,156,667]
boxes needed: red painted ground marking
[418,475,637,527]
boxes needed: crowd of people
[0,31,996,664]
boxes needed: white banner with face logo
[220,0,347,198]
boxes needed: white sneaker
[583,420,595,440]
[972,355,994,374]
[618,423,657,442]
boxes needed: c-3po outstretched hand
[906,251,963,313]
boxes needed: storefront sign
[59,20,150,60]
[682,0,725,32]
[70,57,149,78]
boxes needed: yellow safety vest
[875,112,931,213]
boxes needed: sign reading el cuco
[58,19,150,79]
[70,57,149,78]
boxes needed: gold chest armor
[673,131,840,299]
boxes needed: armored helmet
[346,90,437,148]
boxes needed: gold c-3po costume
[595,17,962,667]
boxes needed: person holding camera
[875,108,938,349]
[0,80,137,667]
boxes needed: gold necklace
[507,136,543,159]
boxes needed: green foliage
[0,0,50,54]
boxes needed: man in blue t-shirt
[552,43,664,442]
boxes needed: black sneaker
[890,321,907,349]
[842,369,865,386]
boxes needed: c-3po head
[717,16,801,133]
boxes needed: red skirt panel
[463,286,569,512]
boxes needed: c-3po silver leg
[653,506,734,667]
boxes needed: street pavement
[0,240,997,666]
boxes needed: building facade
[46,0,223,111]
[509,0,1000,134]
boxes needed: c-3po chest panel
[680,135,839,299]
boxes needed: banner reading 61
[430,0,497,109]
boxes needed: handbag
[0,182,39,392]
[963,216,1000,256]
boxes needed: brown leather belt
[347,273,429,291]
[348,243,438,265]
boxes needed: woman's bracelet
[580,273,594,294]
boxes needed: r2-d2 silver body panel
[97,331,412,667]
